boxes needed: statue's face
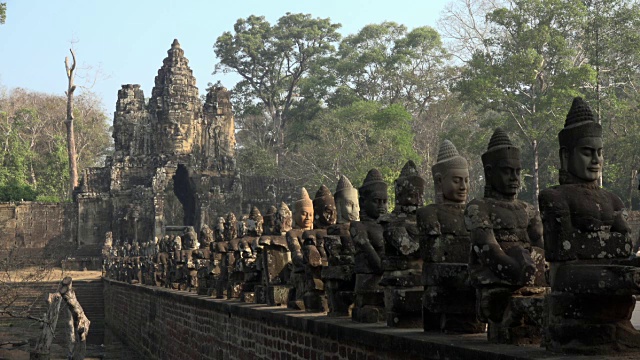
[294,205,314,230]
[395,179,426,207]
[440,168,469,203]
[314,201,337,227]
[566,137,603,182]
[336,190,360,223]
[487,158,521,196]
[361,190,388,220]
[247,218,264,236]
[275,208,293,233]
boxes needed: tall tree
[455,0,593,206]
[0,2,6,25]
[64,48,79,196]
[332,22,450,117]
[214,13,341,164]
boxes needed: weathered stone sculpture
[298,185,336,312]
[539,98,640,354]
[379,161,425,328]
[321,176,360,317]
[199,224,214,250]
[465,128,546,344]
[418,140,484,333]
[262,206,277,236]
[239,207,264,303]
[224,212,238,242]
[349,170,387,323]
[214,217,225,243]
[287,188,315,309]
[259,202,293,306]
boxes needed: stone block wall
[0,202,75,250]
[104,279,572,360]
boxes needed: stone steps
[0,279,105,345]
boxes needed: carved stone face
[294,205,314,230]
[247,218,264,237]
[314,203,337,228]
[361,191,388,220]
[439,168,469,204]
[564,137,603,182]
[487,158,521,196]
[275,207,293,234]
[336,190,360,223]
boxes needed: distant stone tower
[75,40,294,248]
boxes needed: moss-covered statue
[349,170,387,322]
[465,128,546,344]
[259,202,293,306]
[286,188,315,309]
[539,97,640,354]
[322,175,360,317]
[418,140,484,333]
[379,160,425,327]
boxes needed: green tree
[214,13,342,164]
[284,101,419,202]
[0,88,111,201]
[455,0,594,205]
[332,22,450,117]
[0,3,6,25]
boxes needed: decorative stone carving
[465,128,546,344]
[379,161,425,328]
[239,207,264,303]
[287,188,314,309]
[539,97,640,354]
[259,202,293,306]
[343,171,386,322]
[418,140,484,333]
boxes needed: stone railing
[104,278,607,360]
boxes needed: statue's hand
[505,246,536,285]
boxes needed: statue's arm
[465,202,534,283]
[538,189,571,259]
[351,223,383,273]
[286,233,304,267]
[527,204,544,249]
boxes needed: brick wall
[104,279,563,360]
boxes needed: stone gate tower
[75,40,293,247]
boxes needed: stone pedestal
[422,263,484,333]
[352,274,385,323]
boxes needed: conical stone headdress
[481,128,520,168]
[335,175,358,199]
[394,160,426,206]
[432,140,468,177]
[432,140,468,203]
[314,185,333,206]
[294,187,313,213]
[359,168,387,198]
[559,97,602,150]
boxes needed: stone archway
[172,164,196,226]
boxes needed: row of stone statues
[103,98,640,354]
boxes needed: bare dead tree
[59,277,89,360]
[64,49,79,195]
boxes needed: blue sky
[0,0,450,117]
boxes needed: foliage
[0,2,5,25]
[0,88,111,201]
[283,101,419,202]
[455,0,594,205]
[214,13,342,156]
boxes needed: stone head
[559,97,603,184]
[226,212,237,225]
[293,187,314,230]
[481,128,521,198]
[432,140,469,204]
[394,160,426,208]
[247,206,264,236]
[313,185,337,228]
[263,205,277,235]
[359,168,388,220]
[334,175,360,223]
[274,202,293,234]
